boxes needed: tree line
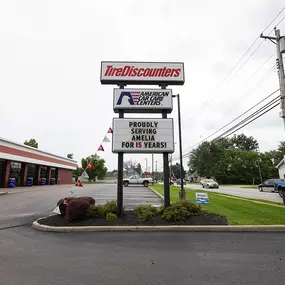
[188,134,284,184]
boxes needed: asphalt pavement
[1,184,285,284]
[185,183,283,203]
[1,226,285,285]
[0,184,162,229]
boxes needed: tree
[134,163,142,175]
[81,155,107,181]
[171,163,186,179]
[123,160,138,171]
[267,142,285,166]
[24,139,38,149]
[188,134,272,184]
[67,153,73,159]
[229,134,258,152]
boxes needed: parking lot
[0,183,162,229]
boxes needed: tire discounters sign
[113,88,173,113]
[112,118,174,153]
[101,61,185,85]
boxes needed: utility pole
[145,158,148,174]
[260,28,285,128]
[261,28,285,204]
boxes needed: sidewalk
[1,184,73,195]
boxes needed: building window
[0,159,5,188]
[10,161,22,186]
[40,166,48,179]
[27,164,37,184]
[51,168,57,179]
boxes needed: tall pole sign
[100,61,185,216]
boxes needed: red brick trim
[0,146,76,168]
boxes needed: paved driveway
[185,184,283,203]
[0,184,162,229]
[1,227,285,285]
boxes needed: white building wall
[278,164,285,179]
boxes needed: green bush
[158,205,165,215]
[134,205,159,216]
[106,213,117,222]
[87,205,105,218]
[134,205,159,222]
[162,201,201,222]
[104,201,117,215]
[88,201,119,218]
[139,210,153,222]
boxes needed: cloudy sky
[1,0,285,172]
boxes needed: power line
[172,89,280,161]
[180,88,280,157]
[188,6,285,118]
[213,95,280,140]
[221,103,279,139]
[263,6,285,34]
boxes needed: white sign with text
[101,61,185,85]
[113,88,173,113]
[112,118,174,153]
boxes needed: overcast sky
[1,0,285,172]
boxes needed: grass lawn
[221,184,258,189]
[152,184,285,225]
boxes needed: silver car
[201,179,219,189]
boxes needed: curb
[0,192,8,196]
[32,219,285,233]
[148,186,164,200]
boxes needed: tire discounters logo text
[112,118,174,153]
[105,65,181,78]
[101,61,184,85]
[113,89,172,113]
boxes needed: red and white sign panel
[101,61,185,85]
[112,118,174,153]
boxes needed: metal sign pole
[117,84,125,217]
[161,84,170,208]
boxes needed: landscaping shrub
[134,205,159,222]
[80,197,95,205]
[65,199,89,222]
[104,200,117,215]
[139,210,153,222]
[106,213,117,222]
[87,204,106,218]
[57,197,95,217]
[134,205,158,216]
[162,201,201,222]
[87,201,119,219]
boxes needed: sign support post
[101,61,185,212]
[161,84,170,208]
[117,84,125,217]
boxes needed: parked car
[176,179,186,185]
[274,180,285,197]
[123,175,153,187]
[258,179,281,192]
[201,179,219,189]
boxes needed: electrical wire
[187,6,285,120]
[221,103,279,139]
[213,95,280,140]
[172,89,280,161]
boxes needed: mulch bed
[38,211,228,227]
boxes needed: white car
[123,175,153,187]
[201,179,219,189]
